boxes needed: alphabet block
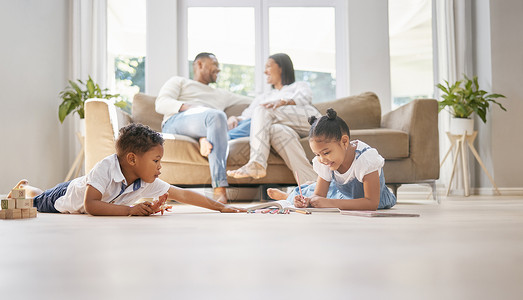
[1,199,16,210]
[16,198,32,209]
[10,188,25,199]
[4,209,22,219]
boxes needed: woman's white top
[240,81,313,119]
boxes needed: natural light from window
[107,0,146,107]
[269,7,336,103]
[388,0,434,109]
[188,7,255,97]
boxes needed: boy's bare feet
[7,179,43,198]
[199,137,213,157]
[267,188,289,200]
[214,187,228,204]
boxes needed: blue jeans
[162,107,229,188]
[33,181,71,213]
[228,119,251,140]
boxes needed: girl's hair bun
[308,115,317,125]
[326,108,337,120]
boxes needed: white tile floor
[1,195,523,300]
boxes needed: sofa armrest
[381,99,440,181]
[84,99,132,172]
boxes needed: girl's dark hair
[116,123,164,157]
[308,108,350,141]
[268,53,296,86]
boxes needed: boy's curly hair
[116,123,164,157]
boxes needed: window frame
[178,0,348,98]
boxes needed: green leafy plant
[58,76,128,123]
[436,75,506,123]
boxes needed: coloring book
[246,200,340,213]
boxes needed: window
[107,0,146,107]
[180,0,346,103]
[269,7,336,102]
[187,7,256,96]
[388,0,434,109]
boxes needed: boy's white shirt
[155,76,252,126]
[312,140,384,185]
[53,154,171,214]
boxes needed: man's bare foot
[199,137,213,157]
[267,188,289,200]
[214,187,228,204]
[7,179,43,198]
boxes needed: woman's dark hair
[268,53,296,86]
[116,123,164,157]
[308,108,350,141]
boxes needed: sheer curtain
[435,0,473,193]
[68,0,108,174]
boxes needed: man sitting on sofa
[155,52,252,203]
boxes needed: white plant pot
[450,117,474,135]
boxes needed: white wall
[0,0,70,193]
[347,0,392,113]
[487,0,523,188]
[472,0,523,190]
[146,0,178,95]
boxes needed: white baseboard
[396,183,523,198]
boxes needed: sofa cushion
[313,92,381,130]
[132,93,163,132]
[351,129,409,159]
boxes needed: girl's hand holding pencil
[293,171,310,208]
[294,195,310,208]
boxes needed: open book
[246,200,340,213]
[340,210,420,217]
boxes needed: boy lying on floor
[9,123,245,216]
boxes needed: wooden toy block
[1,198,16,210]
[4,209,22,219]
[15,198,33,209]
[29,207,37,218]
[11,188,25,199]
[0,210,5,219]
[21,208,30,218]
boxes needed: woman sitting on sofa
[227,53,320,182]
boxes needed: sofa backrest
[132,91,382,132]
[132,93,250,132]
[132,93,163,132]
[313,92,381,130]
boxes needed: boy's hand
[150,193,168,212]
[219,205,247,213]
[129,202,155,216]
[294,195,310,208]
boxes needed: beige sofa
[84,92,439,196]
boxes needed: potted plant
[437,75,506,135]
[58,76,127,125]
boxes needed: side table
[440,131,500,196]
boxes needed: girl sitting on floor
[267,108,396,210]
